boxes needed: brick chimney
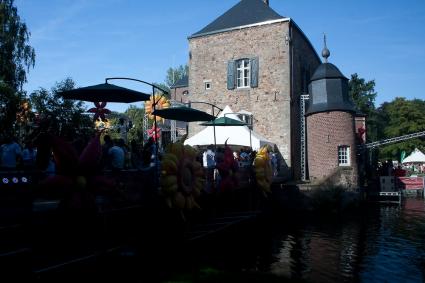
[263,0,269,6]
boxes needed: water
[192,198,425,283]
[23,197,425,282]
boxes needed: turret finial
[322,33,330,63]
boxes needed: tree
[153,82,170,97]
[0,81,19,135]
[153,64,188,98]
[0,0,35,90]
[348,73,377,114]
[165,64,188,87]
[0,0,35,136]
[348,73,382,142]
[105,106,147,143]
[125,105,145,142]
[29,78,94,139]
[378,98,425,159]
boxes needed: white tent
[184,105,274,150]
[402,148,425,163]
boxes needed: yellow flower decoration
[160,142,204,210]
[144,94,170,122]
[253,145,273,194]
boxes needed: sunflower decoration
[253,145,273,194]
[144,94,170,122]
[160,141,204,210]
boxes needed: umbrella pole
[152,85,161,188]
[212,105,217,151]
[250,129,252,149]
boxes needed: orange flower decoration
[144,94,170,122]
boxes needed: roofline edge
[288,19,321,63]
[188,17,290,39]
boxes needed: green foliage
[348,74,425,160]
[348,73,381,142]
[0,0,35,135]
[103,111,121,141]
[0,81,21,137]
[378,98,425,158]
[153,82,170,97]
[165,64,188,87]
[0,0,35,90]
[153,64,188,99]
[29,78,94,139]
[125,105,145,142]
[348,73,377,113]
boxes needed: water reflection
[260,199,425,283]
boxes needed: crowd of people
[0,133,158,173]
[200,145,280,192]
[101,135,157,171]
[377,159,425,177]
[0,135,37,170]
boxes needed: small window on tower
[338,145,350,166]
[204,81,211,90]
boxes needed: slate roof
[170,75,188,89]
[190,0,285,38]
[305,62,356,116]
[310,63,348,82]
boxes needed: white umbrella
[402,148,425,163]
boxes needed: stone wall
[188,20,321,180]
[189,22,292,176]
[170,86,189,104]
[306,111,358,188]
[289,23,321,179]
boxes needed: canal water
[31,198,425,282]
[187,198,425,283]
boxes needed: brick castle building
[184,0,359,186]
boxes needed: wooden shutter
[250,57,259,88]
[227,60,235,90]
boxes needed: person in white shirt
[0,136,22,170]
[202,145,216,193]
[108,139,125,170]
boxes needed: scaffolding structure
[171,119,177,142]
[143,114,149,142]
[361,130,425,149]
[300,94,310,181]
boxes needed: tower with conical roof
[305,36,358,188]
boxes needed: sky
[15,0,425,112]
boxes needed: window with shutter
[250,57,259,88]
[228,57,259,89]
[235,59,250,88]
[227,60,235,90]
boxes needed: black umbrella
[60,83,151,103]
[199,116,247,126]
[152,106,215,122]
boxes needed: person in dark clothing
[101,135,113,169]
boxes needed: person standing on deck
[0,135,22,170]
[108,139,125,171]
[203,145,216,193]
